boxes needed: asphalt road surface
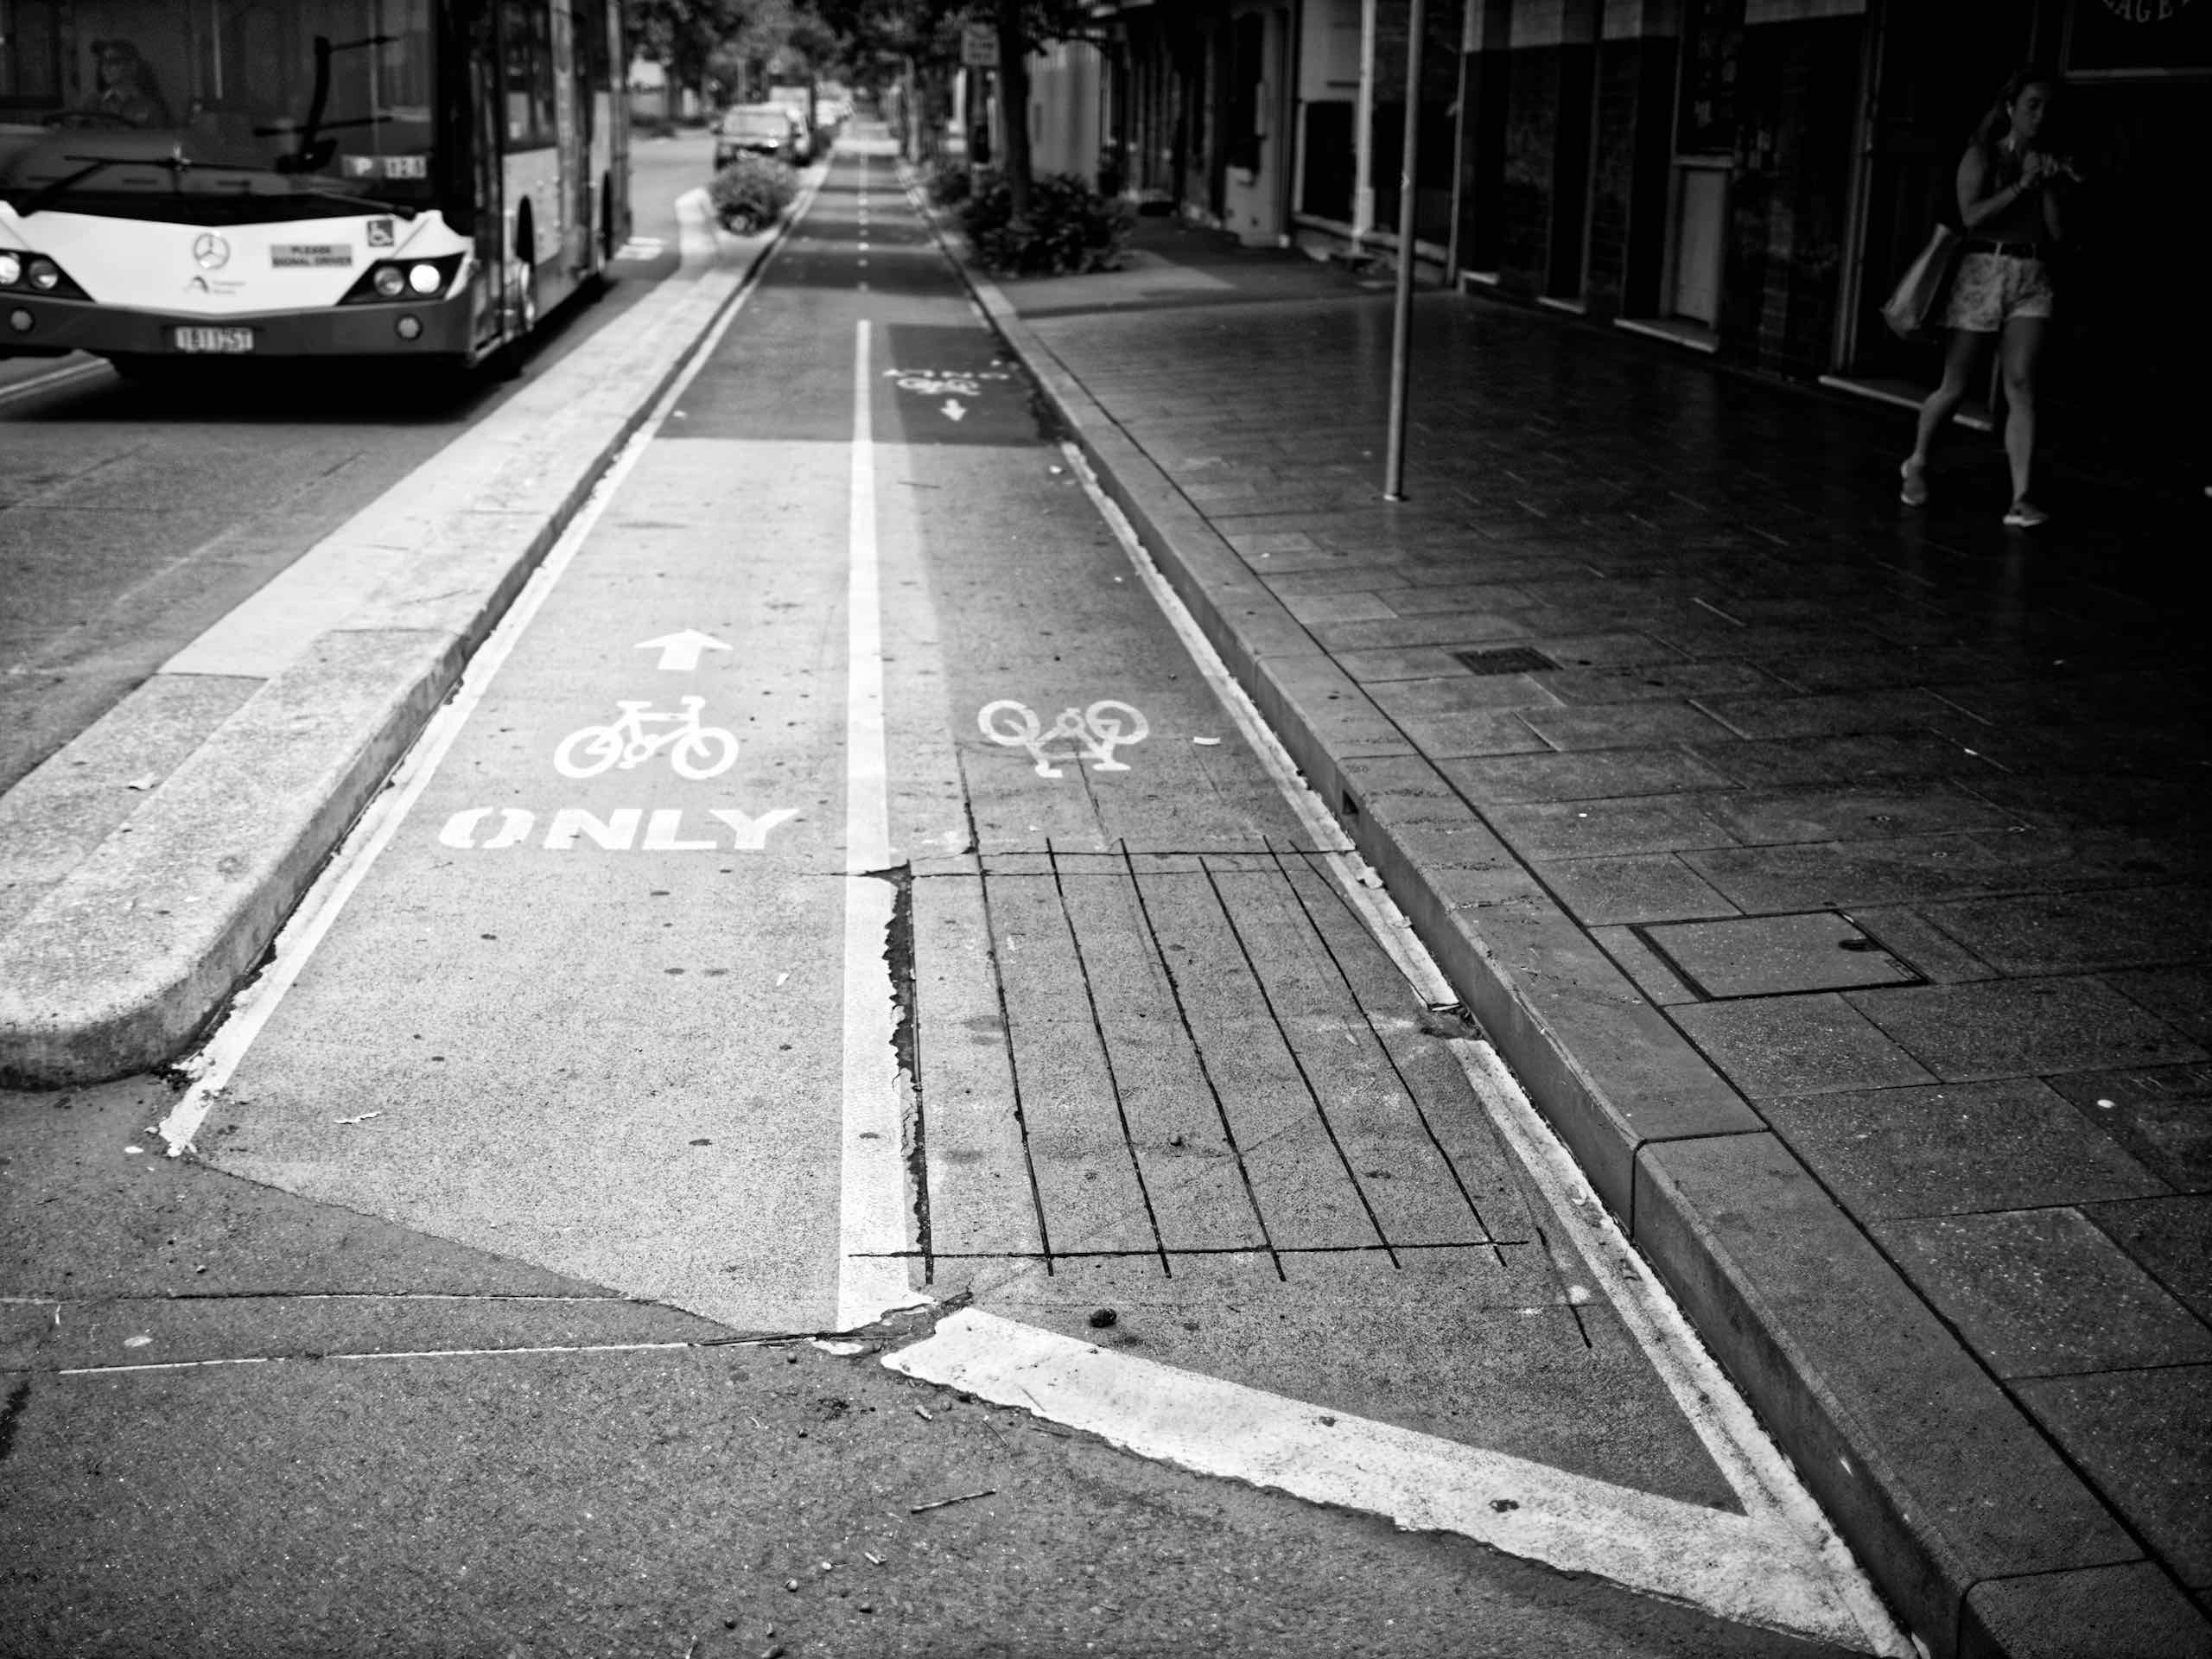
[0,137,1907,1657]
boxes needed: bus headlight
[0,251,87,298]
[344,255,464,305]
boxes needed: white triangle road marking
[889,1309,1885,1652]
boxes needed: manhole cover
[1452,646,1558,676]
[1641,912,1922,999]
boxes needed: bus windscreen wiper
[14,152,135,217]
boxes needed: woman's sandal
[1899,458,1929,506]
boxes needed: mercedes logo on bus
[192,233,230,271]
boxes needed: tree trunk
[995,0,1033,223]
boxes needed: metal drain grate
[1452,646,1558,676]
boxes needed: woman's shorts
[1943,251,2055,333]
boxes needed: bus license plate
[173,327,255,354]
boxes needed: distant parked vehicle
[766,84,822,157]
[715,105,804,169]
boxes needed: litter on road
[909,1489,995,1514]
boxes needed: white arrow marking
[940,398,966,423]
[634,630,731,671]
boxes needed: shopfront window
[1678,0,1745,154]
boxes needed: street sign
[961,21,999,68]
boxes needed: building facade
[1039,0,2207,486]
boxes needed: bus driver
[83,39,173,128]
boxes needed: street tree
[626,0,749,106]
[629,0,843,108]
[812,0,1090,221]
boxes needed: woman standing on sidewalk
[1900,69,2075,529]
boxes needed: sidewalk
[938,208,2211,1658]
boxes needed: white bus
[0,0,628,373]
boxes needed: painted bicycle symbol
[979,699,1149,778]
[883,368,1009,397]
[554,696,739,780]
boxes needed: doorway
[1843,1,2032,385]
[1662,0,1742,333]
[1670,161,1726,324]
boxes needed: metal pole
[1382,0,1427,501]
[1352,0,1379,250]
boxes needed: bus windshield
[0,1,436,221]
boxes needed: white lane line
[156,218,794,1158]
[59,1338,734,1376]
[0,356,110,410]
[892,1310,1878,1652]
[1062,445,1473,997]
[837,318,926,1333]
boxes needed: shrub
[958,171,1131,277]
[709,156,796,232]
[925,156,982,207]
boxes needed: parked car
[766,85,822,157]
[715,104,805,169]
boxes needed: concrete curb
[0,200,803,1089]
[904,177,2155,1659]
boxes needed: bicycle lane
[160,146,944,1337]
[129,139,1911,1649]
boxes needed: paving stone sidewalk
[957,211,2211,1658]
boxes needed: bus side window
[502,0,553,147]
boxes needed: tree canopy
[627,0,843,102]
